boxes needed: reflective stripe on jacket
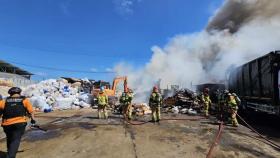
[120,92,133,104]
[228,96,238,109]
[149,92,162,106]
[202,94,211,104]
[97,92,108,105]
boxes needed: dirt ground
[0,109,280,158]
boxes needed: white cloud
[60,0,72,15]
[90,68,98,72]
[113,0,142,16]
[105,68,113,72]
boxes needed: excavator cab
[91,76,128,108]
[93,81,111,90]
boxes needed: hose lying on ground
[123,116,206,125]
[236,113,280,150]
[30,124,48,132]
[206,122,224,158]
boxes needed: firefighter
[97,87,108,119]
[0,87,36,158]
[149,86,162,122]
[232,93,241,106]
[227,93,239,127]
[201,88,212,117]
[119,88,133,120]
[217,90,228,121]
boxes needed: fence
[0,72,37,87]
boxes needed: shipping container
[228,51,280,115]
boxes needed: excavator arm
[111,76,127,95]
[92,76,128,97]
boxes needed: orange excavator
[91,76,128,106]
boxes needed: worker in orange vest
[0,87,36,158]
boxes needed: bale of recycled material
[0,79,13,87]
[22,79,93,111]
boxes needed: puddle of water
[78,122,96,130]
[24,129,61,142]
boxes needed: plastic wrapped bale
[73,99,90,108]
[53,97,75,110]
[180,108,188,114]
[57,78,68,84]
[187,108,197,115]
[171,106,179,114]
[22,78,90,110]
[78,93,93,104]
[29,96,52,112]
[79,101,91,108]
[46,96,55,106]
[72,82,82,88]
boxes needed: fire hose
[30,124,48,132]
[32,111,280,157]
[123,116,206,125]
[206,122,224,158]
[123,115,226,158]
[236,113,280,150]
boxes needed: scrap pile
[0,78,13,87]
[163,88,202,114]
[22,79,93,112]
[0,78,14,96]
[133,103,152,116]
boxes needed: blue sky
[0,0,223,81]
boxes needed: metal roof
[0,60,33,75]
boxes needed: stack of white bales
[22,79,92,112]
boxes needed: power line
[0,43,149,61]
[7,60,116,74]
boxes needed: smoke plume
[207,0,280,33]
[115,0,280,102]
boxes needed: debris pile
[23,79,93,112]
[0,78,14,87]
[0,78,13,96]
[133,103,152,116]
[163,89,202,114]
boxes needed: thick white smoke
[114,0,280,102]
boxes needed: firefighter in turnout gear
[149,86,162,122]
[201,88,212,117]
[97,87,109,119]
[120,88,133,120]
[0,87,36,158]
[232,93,241,106]
[217,90,229,121]
[227,93,239,127]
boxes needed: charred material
[163,88,201,114]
